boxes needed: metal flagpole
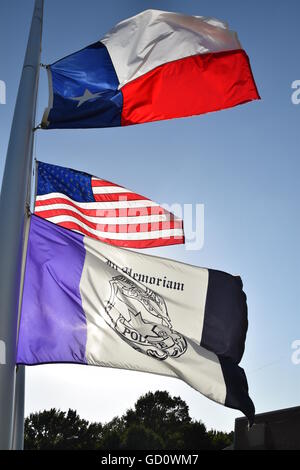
[12,366,26,450]
[0,0,44,449]
[12,156,38,451]
[12,212,32,450]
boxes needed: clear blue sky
[0,0,299,432]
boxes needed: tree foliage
[25,408,102,450]
[24,391,233,450]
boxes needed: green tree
[98,417,125,450]
[181,421,212,450]
[24,408,102,450]
[121,423,164,450]
[208,430,234,450]
[24,392,234,450]
[122,391,216,450]
[124,391,191,436]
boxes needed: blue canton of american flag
[35,162,184,249]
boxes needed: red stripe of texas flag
[121,49,260,126]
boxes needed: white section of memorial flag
[78,235,227,405]
[101,9,241,87]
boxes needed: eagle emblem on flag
[105,275,187,360]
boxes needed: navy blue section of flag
[37,161,94,202]
[43,43,123,129]
[219,356,255,425]
[202,270,248,364]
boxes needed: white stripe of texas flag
[101,9,241,88]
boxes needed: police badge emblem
[105,275,187,360]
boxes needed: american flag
[35,161,184,249]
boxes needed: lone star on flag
[71,89,102,107]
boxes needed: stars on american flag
[37,162,94,202]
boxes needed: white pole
[0,0,44,449]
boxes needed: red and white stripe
[35,177,184,248]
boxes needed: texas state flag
[42,9,260,129]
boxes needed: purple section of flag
[17,216,88,365]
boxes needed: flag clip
[25,203,31,218]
